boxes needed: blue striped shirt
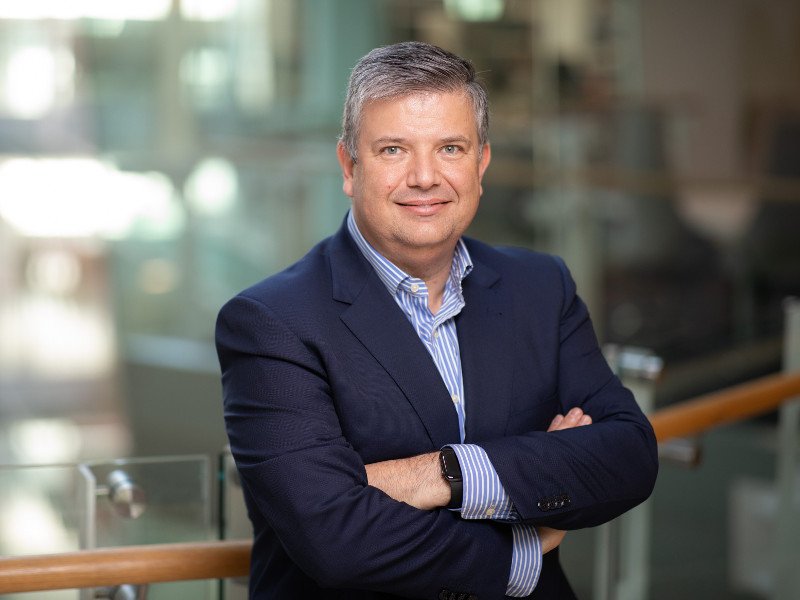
[347,211,542,596]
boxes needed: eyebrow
[370,135,474,147]
[371,137,407,147]
[440,136,472,146]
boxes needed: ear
[336,142,355,198]
[478,143,491,195]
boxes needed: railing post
[595,346,662,600]
[774,297,800,600]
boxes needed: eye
[442,145,461,155]
[382,146,400,155]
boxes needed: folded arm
[479,256,658,528]
[365,256,658,535]
[218,295,517,599]
[365,408,592,552]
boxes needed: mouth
[396,199,451,215]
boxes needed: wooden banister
[0,371,799,594]
[0,540,251,593]
[650,371,800,442]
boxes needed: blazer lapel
[329,226,461,449]
[457,259,514,443]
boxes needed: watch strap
[439,446,463,509]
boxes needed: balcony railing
[0,368,798,594]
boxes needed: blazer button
[539,494,571,511]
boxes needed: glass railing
[2,293,798,599]
[219,450,248,600]
[0,455,213,600]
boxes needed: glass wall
[1,1,798,598]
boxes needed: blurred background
[0,0,798,599]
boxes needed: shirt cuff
[447,444,518,521]
[506,524,543,597]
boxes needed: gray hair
[340,41,489,162]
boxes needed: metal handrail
[0,371,798,594]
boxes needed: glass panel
[82,455,214,600]
[558,421,790,598]
[84,455,210,547]
[219,448,249,600]
[0,456,214,600]
[0,463,92,600]
[651,422,785,599]
[0,463,89,555]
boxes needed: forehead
[357,90,478,142]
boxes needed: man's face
[337,90,491,271]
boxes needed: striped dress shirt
[347,211,542,596]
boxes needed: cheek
[443,164,481,192]
[357,163,405,199]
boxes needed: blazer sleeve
[480,257,659,529]
[216,293,514,599]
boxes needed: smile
[396,200,451,216]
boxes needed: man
[216,41,658,599]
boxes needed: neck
[392,246,454,314]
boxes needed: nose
[406,153,440,189]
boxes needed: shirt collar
[346,209,473,297]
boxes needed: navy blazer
[216,220,658,600]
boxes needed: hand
[537,526,567,554]
[538,407,591,552]
[547,407,592,432]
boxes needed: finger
[537,526,567,554]
[562,407,584,426]
[547,414,564,432]
[579,415,592,426]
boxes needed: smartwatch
[439,446,463,509]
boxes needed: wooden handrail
[650,371,800,442]
[0,540,251,593]
[0,371,798,594]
